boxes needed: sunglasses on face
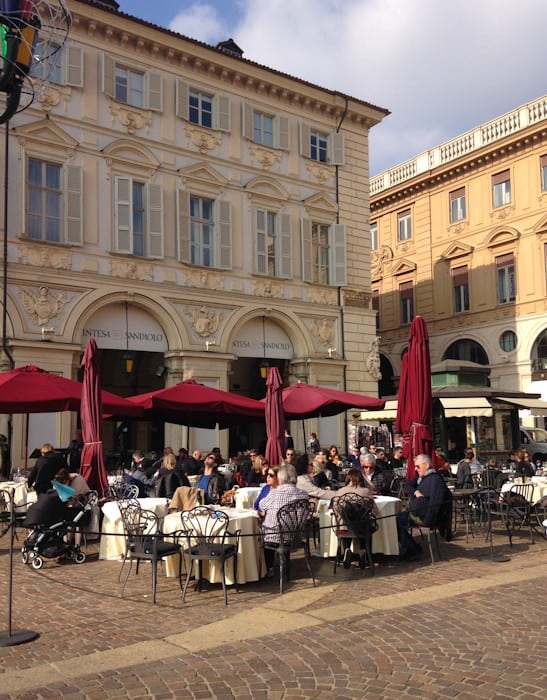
[267,472,276,477]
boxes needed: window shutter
[255,209,267,274]
[301,217,313,282]
[277,116,290,150]
[242,102,253,140]
[451,265,468,285]
[279,213,292,278]
[102,53,114,98]
[65,46,83,87]
[496,253,514,268]
[330,132,345,165]
[146,184,163,258]
[215,95,231,132]
[115,177,132,253]
[147,72,162,112]
[449,187,465,202]
[65,165,82,245]
[331,224,347,286]
[175,79,188,119]
[177,190,189,262]
[217,199,232,269]
[299,123,311,158]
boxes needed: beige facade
[0,0,387,462]
[370,95,547,410]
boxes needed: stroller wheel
[21,549,29,565]
[31,555,44,570]
[74,551,86,564]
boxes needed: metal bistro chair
[260,498,316,594]
[179,506,240,606]
[106,482,140,501]
[117,499,182,604]
[331,493,378,574]
[501,482,536,544]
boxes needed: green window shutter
[255,209,267,274]
[331,223,347,286]
[175,79,188,119]
[218,199,232,269]
[147,184,163,258]
[242,102,253,140]
[101,53,114,98]
[279,213,292,278]
[147,72,162,112]
[115,176,132,253]
[301,217,313,282]
[65,45,83,87]
[215,94,231,132]
[299,123,311,158]
[277,116,290,150]
[177,189,189,262]
[65,165,82,245]
[330,132,345,165]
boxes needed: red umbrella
[277,382,385,419]
[264,367,285,466]
[128,379,265,429]
[395,316,434,479]
[79,339,108,496]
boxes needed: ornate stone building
[0,0,388,461]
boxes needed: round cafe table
[99,497,170,560]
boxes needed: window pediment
[102,139,159,167]
[179,163,227,194]
[392,258,416,276]
[14,119,78,157]
[532,214,547,235]
[440,241,474,260]
[303,192,338,215]
[245,176,288,203]
[484,226,520,249]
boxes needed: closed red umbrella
[265,367,285,466]
[395,317,434,479]
[79,339,108,496]
[278,382,385,419]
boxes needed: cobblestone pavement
[0,519,545,699]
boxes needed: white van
[520,427,547,462]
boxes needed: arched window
[443,339,489,365]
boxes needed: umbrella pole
[301,419,306,452]
[24,413,29,468]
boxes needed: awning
[360,399,398,421]
[438,397,493,417]
[495,397,547,417]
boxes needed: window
[243,105,290,149]
[397,210,411,242]
[370,222,378,251]
[399,282,414,325]
[449,187,466,222]
[452,265,469,313]
[541,155,547,192]
[301,219,346,286]
[299,124,344,164]
[255,209,291,277]
[372,290,380,330]
[177,193,231,269]
[176,81,231,131]
[492,170,511,208]
[496,253,515,304]
[30,42,83,86]
[114,177,163,258]
[500,330,517,352]
[443,340,489,365]
[102,55,162,111]
[26,158,82,245]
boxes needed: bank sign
[82,305,168,351]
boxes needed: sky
[118,0,546,176]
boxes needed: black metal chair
[1,487,27,539]
[106,482,139,500]
[179,506,240,606]
[117,499,182,604]
[331,493,378,574]
[259,498,316,594]
[501,482,537,544]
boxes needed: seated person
[126,450,158,497]
[404,454,452,536]
[361,453,389,495]
[54,467,90,497]
[156,453,190,498]
[455,449,477,489]
[253,466,279,510]
[294,454,335,501]
[197,453,226,505]
[515,450,535,478]
[311,459,330,489]
[432,446,451,476]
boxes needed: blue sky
[119,1,546,175]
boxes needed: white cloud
[168,3,225,45]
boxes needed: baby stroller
[21,490,98,570]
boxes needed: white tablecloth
[99,497,170,560]
[501,477,547,505]
[162,507,265,584]
[315,495,401,558]
[235,486,263,510]
[0,480,36,510]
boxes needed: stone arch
[102,138,160,171]
[442,337,489,365]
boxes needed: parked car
[520,427,547,464]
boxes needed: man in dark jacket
[197,453,226,504]
[27,443,67,495]
[404,454,453,536]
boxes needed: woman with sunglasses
[253,465,279,510]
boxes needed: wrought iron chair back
[331,493,378,573]
[107,482,139,500]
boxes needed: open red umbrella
[395,316,434,479]
[79,339,108,496]
[128,379,265,429]
[264,367,285,466]
[277,382,385,419]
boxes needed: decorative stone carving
[185,269,223,290]
[18,245,71,270]
[20,286,70,326]
[37,84,72,113]
[109,103,152,134]
[184,305,222,338]
[183,124,222,154]
[365,336,382,381]
[249,144,282,170]
[252,279,283,298]
[305,161,333,184]
[110,260,153,281]
[310,317,335,347]
[307,287,337,305]
[371,245,393,279]
[343,289,371,308]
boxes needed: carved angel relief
[365,336,382,381]
[371,245,393,279]
[311,317,335,347]
[184,306,222,339]
[20,286,70,326]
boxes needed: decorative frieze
[343,288,371,308]
[108,103,152,134]
[184,123,222,154]
[109,259,153,281]
[183,305,223,339]
[20,286,70,326]
[18,244,71,270]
